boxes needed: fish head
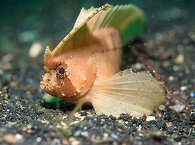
[40,46,96,103]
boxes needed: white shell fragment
[29,42,42,58]
[146,116,156,121]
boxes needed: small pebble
[8,121,16,125]
[155,32,164,42]
[146,116,156,121]
[15,134,23,140]
[69,137,80,145]
[36,137,42,142]
[29,42,43,58]
[111,133,120,141]
[137,125,142,131]
[174,54,184,64]
[62,139,68,145]
[190,92,195,98]
[180,86,187,91]
[103,133,108,138]
[74,131,81,137]
[81,131,88,137]
[134,63,144,70]
[173,65,182,71]
[169,104,185,113]
[159,105,165,111]
[163,61,170,67]
[166,122,173,127]
[3,134,19,144]
[51,139,60,145]
[168,76,174,81]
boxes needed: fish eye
[56,65,66,79]
[58,67,65,74]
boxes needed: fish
[40,4,167,117]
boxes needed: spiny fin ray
[52,4,146,56]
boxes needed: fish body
[41,4,166,117]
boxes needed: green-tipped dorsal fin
[52,4,146,56]
[87,4,146,45]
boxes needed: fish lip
[40,81,46,90]
[40,81,56,96]
[40,81,51,90]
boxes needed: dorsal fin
[87,5,146,45]
[44,46,52,62]
[52,4,146,57]
[52,5,110,57]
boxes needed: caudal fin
[90,69,166,117]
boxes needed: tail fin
[52,4,146,56]
[90,69,166,117]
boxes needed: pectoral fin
[90,69,167,117]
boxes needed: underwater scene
[0,0,194,145]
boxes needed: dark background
[0,0,194,145]
[0,0,194,53]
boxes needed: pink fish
[40,4,166,117]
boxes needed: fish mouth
[40,81,45,90]
[40,80,50,92]
[40,80,57,97]
[40,73,53,91]
[40,79,52,92]
[40,80,51,90]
